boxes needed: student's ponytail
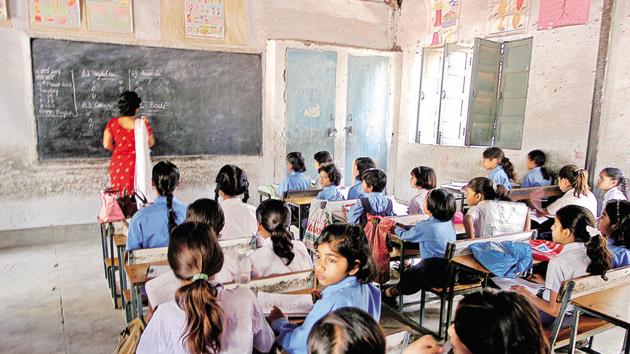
[176,279,224,354]
[467,177,511,202]
[500,157,516,181]
[586,235,612,280]
[152,161,180,232]
[604,200,630,249]
[256,199,295,265]
[558,165,591,198]
[271,223,295,266]
[483,147,514,180]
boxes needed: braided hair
[214,165,250,203]
[152,161,180,233]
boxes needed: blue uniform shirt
[489,165,512,190]
[394,217,456,259]
[347,178,364,200]
[271,276,381,354]
[522,167,552,188]
[608,239,630,269]
[276,172,311,197]
[126,196,187,251]
[317,185,345,201]
[347,192,391,225]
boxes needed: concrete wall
[0,0,394,230]
[391,0,617,202]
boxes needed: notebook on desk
[257,291,314,316]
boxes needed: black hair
[483,147,515,181]
[410,166,437,189]
[314,151,333,166]
[466,177,511,201]
[454,290,550,354]
[601,167,628,198]
[426,189,456,222]
[603,199,630,249]
[152,161,180,233]
[315,224,377,283]
[118,91,141,116]
[528,150,550,180]
[361,168,387,193]
[558,164,590,198]
[186,198,225,235]
[318,164,342,186]
[256,199,295,265]
[214,164,250,203]
[287,152,307,173]
[308,307,386,354]
[555,205,612,280]
[354,157,376,181]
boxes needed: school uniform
[347,192,392,225]
[522,167,552,188]
[126,196,187,251]
[466,200,528,238]
[219,197,258,239]
[272,276,381,354]
[394,217,456,294]
[249,237,313,278]
[546,188,598,218]
[489,165,512,190]
[347,178,364,199]
[407,189,429,215]
[601,188,627,210]
[276,171,311,197]
[316,185,345,201]
[138,283,274,354]
[608,239,630,268]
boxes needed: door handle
[344,126,354,136]
[328,128,338,137]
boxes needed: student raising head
[248,199,312,278]
[214,164,257,239]
[407,166,437,215]
[317,164,345,201]
[482,147,514,190]
[404,290,549,354]
[596,167,627,210]
[308,307,386,354]
[598,199,630,268]
[545,165,597,219]
[347,168,393,226]
[347,157,376,199]
[384,189,456,302]
[137,222,274,354]
[522,150,552,188]
[277,151,311,197]
[268,223,381,354]
[126,161,187,251]
[512,205,611,329]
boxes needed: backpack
[358,197,394,228]
[113,318,145,354]
[359,198,395,284]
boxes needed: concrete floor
[0,224,625,354]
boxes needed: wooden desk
[113,234,128,318]
[124,260,169,322]
[284,195,318,237]
[569,284,630,353]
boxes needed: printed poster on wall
[30,0,81,28]
[430,0,460,46]
[185,0,225,40]
[0,0,7,21]
[86,0,134,33]
[538,0,590,30]
[489,0,529,34]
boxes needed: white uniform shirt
[543,242,590,312]
[547,188,597,219]
[138,284,274,354]
[602,188,627,211]
[219,198,258,239]
[466,200,528,238]
[249,237,313,278]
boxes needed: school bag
[98,188,126,223]
[304,200,331,250]
[359,198,395,284]
[113,318,145,354]
[358,197,394,228]
[470,241,533,278]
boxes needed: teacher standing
[102,91,155,195]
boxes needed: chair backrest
[509,185,562,202]
[129,247,168,264]
[446,230,538,259]
[224,269,314,294]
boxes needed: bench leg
[624,328,629,354]
[437,294,446,339]
[444,290,455,342]
[398,243,405,312]
[567,310,580,353]
[419,290,426,326]
[100,224,108,279]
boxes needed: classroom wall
[391,0,612,201]
[0,0,394,231]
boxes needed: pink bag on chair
[98,188,126,224]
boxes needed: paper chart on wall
[0,0,7,21]
[430,0,460,46]
[86,0,134,33]
[489,0,529,34]
[537,0,590,30]
[185,0,225,40]
[30,0,81,29]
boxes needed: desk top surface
[125,260,169,285]
[284,196,317,205]
[571,284,630,326]
[451,254,492,274]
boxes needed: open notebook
[257,291,313,317]
[491,277,543,296]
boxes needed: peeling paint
[303,104,321,118]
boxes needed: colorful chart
[185,0,225,39]
[30,0,81,29]
[86,0,133,33]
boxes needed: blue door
[285,49,337,180]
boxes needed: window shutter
[438,44,472,146]
[416,48,444,144]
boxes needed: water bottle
[236,247,251,286]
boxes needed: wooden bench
[508,185,562,212]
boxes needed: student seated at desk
[268,224,381,354]
[214,164,257,239]
[383,189,456,302]
[313,151,333,188]
[308,307,386,354]
[138,222,274,354]
[596,167,627,213]
[482,147,514,191]
[407,166,437,215]
[347,157,376,200]
[277,151,311,197]
[598,200,630,268]
[522,150,552,188]
[316,164,344,202]
[249,199,312,278]
[347,168,393,226]
[404,290,549,354]
[127,161,187,251]
[512,205,611,329]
